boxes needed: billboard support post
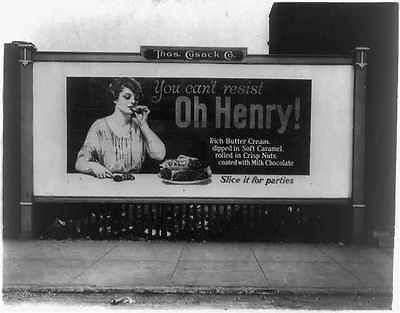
[352,47,369,242]
[16,41,36,238]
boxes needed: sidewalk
[2,240,394,295]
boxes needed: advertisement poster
[67,77,311,182]
[33,62,353,198]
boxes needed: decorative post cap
[354,47,370,70]
[11,41,36,66]
[354,47,371,51]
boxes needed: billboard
[33,62,353,199]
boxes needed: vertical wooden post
[15,41,36,238]
[3,43,21,238]
[352,47,369,242]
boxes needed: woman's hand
[89,163,113,179]
[132,105,150,128]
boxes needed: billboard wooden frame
[14,43,368,241]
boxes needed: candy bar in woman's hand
[112,173,135,182]
[113,174,123,182]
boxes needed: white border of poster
[33,62,354,198]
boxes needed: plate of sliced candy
[159,155,212,184]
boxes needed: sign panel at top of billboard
[140,46,247,62]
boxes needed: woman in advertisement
[75,77,166,179]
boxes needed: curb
[3,285,393,297]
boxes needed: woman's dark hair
[108,77,144,103]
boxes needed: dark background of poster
[67,77,311,175]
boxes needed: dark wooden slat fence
[35,202,352,243]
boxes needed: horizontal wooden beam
[34,196,351,205]
[33,51,353,65]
